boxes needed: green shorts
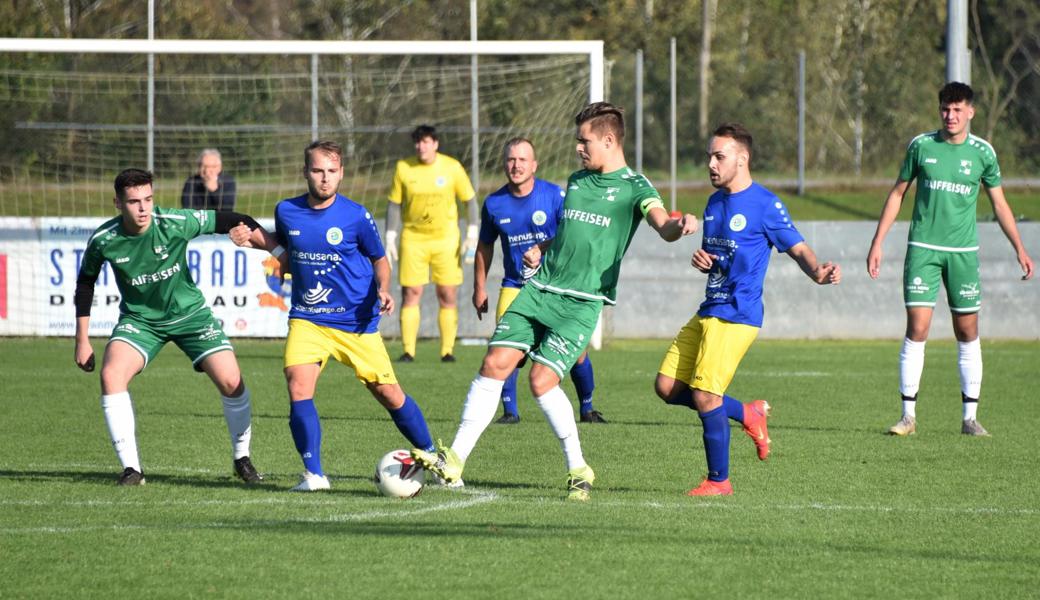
[903,245,981,313]
[108,307,233,371]
[489,285,601,380]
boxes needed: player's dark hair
[113,168,154,200]
[712,122,754,162]
[304,140,342,167]
[502,137,536,162]
[575,102,625,144]
[939,81,974,105]
[412,124,439,143]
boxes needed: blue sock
[389,395,435,452]
[723,394,744,422]
[501,369,519,416]
[288,399,323,476]
[664,387,696,410]
[698,405,730,482]
[570,356,595,414]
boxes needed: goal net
[0,39,605,337]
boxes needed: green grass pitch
[1,338,1038,598]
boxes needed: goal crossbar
[0,38,604,102]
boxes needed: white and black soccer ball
[374,449,425,498]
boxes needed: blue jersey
[275,194,386,333]
[478,179,565,288]
[697,182,804,327]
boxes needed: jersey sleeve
[631,174,665,217]
[357,208,386,260]
[455,161,476,202]
[980,147,1001,188]
[898,137,921,182]
[762,198,805,253]
[478,201,498,244]
[79,236,106,280]
[388,161,405,205]
[273,203,289,247]
[173,208,216,238]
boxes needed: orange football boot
[742,400,772,460]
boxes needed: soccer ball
[374,449,425,498]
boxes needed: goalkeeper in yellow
[385,125,478,363]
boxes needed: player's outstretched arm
[986,186,1035,280]
[788,242,841,285]
[472,241,494,319]
[646,206,699,241]
[867,179,911,280]
[73,273,97,372]
[372,256,395,315]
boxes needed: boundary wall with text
[1,220,1036,341]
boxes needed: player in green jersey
[413,102,699,500]
[74,168,277,485]
[867,82,1034,437]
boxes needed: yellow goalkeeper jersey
[388,153,476,234]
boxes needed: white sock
[963,399,978,421]
[451,376,505,464]
[101,392,141,472]
[902,399,917,419]
[222,388,253,460]
[958,338,983,401]
[535,386,586,471]
[899,338,926,401]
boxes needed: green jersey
[80,207,216,325]
[899,130,1001,251]
[529,166,663,304]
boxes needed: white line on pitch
[587,498,1040,517]
[0,490,499,535]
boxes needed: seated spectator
[181,148,236,211]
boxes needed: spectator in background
[182,148,236,211]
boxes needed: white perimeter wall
[1,219,1037,340]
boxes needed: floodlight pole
[470,0,480,196]
[147,0,155,172]
[669,37,677,213]
[946,0,971,84]
[797,50,806,196]
[311,54,319,141]
[635,48,644,174]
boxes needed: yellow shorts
[495,286,522,321]
[399,228,462,287]
[284,318,397,385]
[658,315,759,396]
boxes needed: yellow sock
[400,305,420,357]
[439,307,458,357]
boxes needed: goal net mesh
[0,52,595,217]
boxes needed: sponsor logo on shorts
[544,332,572,357]
[907,276,930,295]
[115,323,141,334]
[198,323,224,342]
[959,282,980,300]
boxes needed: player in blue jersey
[473,137,604,425]
[232,141,437,491]
[654,123,842,496]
